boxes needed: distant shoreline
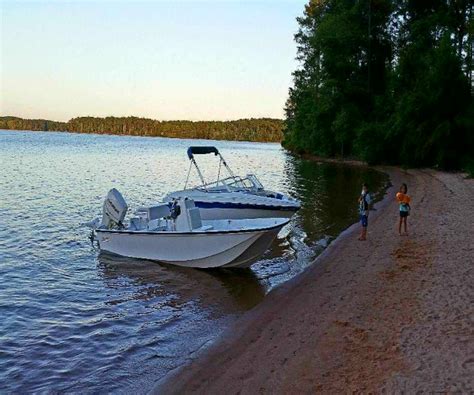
[0,116,284,143]
[0,128,286,145]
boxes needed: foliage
[465,159,474,178]
[285,0,473,169]
[0,116,284,143]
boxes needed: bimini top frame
[184,146,238,191]
[186,146,219,160]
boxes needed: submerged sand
[155,168,474,394]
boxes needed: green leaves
[285,0,473,169]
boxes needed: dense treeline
[0,116,284,142]
[284,0,473,169]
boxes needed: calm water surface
[0,130,387,392]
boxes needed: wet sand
[155,168,474,394]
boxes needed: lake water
[0,130,387,392]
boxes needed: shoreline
[154,166,474,393]
[0,128,281,144]
[0,120,283,144]
[299,152,369,167]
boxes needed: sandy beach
[155,168,474,394]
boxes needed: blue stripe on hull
[194,201,299,212]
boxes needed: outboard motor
[101,188,128,229]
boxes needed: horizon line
[1,114,285,123]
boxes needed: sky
[0,0,307,121]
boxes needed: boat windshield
[195,174,264,193]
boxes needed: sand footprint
[461,358,474,370]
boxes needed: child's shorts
[360,214,368,227]
[400,211,409,218]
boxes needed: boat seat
[129,217,146,231]
[147,219,169,231]
[137,204,171,221]
[188,207,202,229]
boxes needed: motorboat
[163,146,301,220]
[89,189,289,269]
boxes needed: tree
[0,116,285,143]
[285,0,473,169]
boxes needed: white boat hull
[95,225,283,269]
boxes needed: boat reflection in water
[97,252,266,313]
